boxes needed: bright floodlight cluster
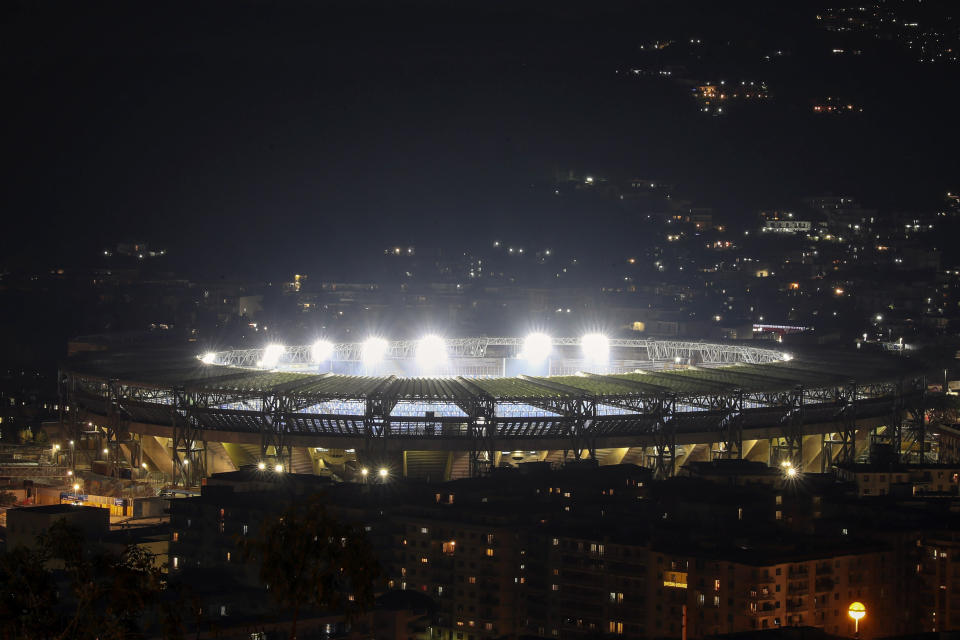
[580,333,609,362]
[311,339,334,364]
[416,334,448,370]
[259,343,285,368]
[521,333,553,362]
[201,333,627,368]
[362,337,389,364]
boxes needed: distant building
[6,504,108,551]
[835,462,960,498]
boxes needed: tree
[0,546,59,639]
[0,518,166,640]
[239,496,381,640]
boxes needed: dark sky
[3,1,958,278]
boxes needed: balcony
[786,599,806,612]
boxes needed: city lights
[260,344,285,368]
[580,333,609,362]
[521,333,552,362]
[416,335,448,370]
[362,337,389,364]
[311,339,334,364]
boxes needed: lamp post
[848,601,866,638]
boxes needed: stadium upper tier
[62,339,920,405]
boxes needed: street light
[378,468,389,481]
[257,461,266,471]
[848,601,866,637]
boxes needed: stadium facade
[58,337,929,487]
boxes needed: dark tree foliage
[239,495,381,640]
[0,518,171,640]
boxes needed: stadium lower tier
[56,395,937,486]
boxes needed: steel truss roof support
[172,389,206,488]
[648,394,677,480]
[772,387,804,468]
[715,390,744,460]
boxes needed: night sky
[3,1,958,278]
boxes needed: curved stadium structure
[60,337,928,487]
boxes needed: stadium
[59,335,929,488]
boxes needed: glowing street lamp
[257,461,266,471]
[848,601,866,637]
[378,468,389,481]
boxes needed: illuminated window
[551,584,560,591]
[420,527,429,534]
[469,576,477,584]
[172,557,179,570]
[172,532,179,542]
[443,541,457,555]
[486,548,494,557]
[607,621,623,635]
[421,557,429,564]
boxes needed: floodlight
[362,337,389,364]
[257,461,266,471]
[378,468,389,479]
[580,334,609,362]
[311,339,334,364]
[521,333,552,362]
[260,344,285,368]
[782,353,793,362]
[786,467,798,478]
[200,352,217,365]
[416,335,448,369]
[361,468,369,476]
[274,463,284,473]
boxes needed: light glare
[200,352,217,365]
[311,339,334,364]
[362,337,389,364]
[260,344,285,368]
[580,334,609,362]
[416,335,448,369]
[522,333,552,362]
